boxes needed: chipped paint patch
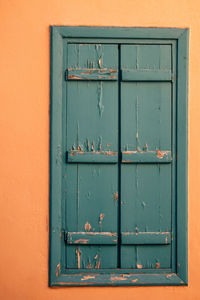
[74,239,88,244]
[97,82,104,118]
[166,273,176,279]
[132,279,138,282]
[103,151,117,156]
[156,150,168,159]
[76,248,81,269]
[110,276,127,281]
[81,275,96,281]
[56,263,61,277]
[137,264,143,269]
[84,222,92,232]
[99,213,104,230]
[156,262,160,269]
[95,258,101,269]
[114,192,118,203]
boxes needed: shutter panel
[64,44,119,269]
[120,45,172,269]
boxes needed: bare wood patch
[76,248,81,269]
[56,263,61,277]
[81,275,96,281]
[156,262,160,269]
[74,239,88,244]
[137,264,143,269]
[84,222,92,232]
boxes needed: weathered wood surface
[50,26,188,286]
[66,232,118,244]
[67,68,118,80]
[121,69,172,81]
[122,150,171,163]
[121,232,171,244]
[67,151,118,163]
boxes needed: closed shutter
[50,26,188,286]
[64,43,173,270]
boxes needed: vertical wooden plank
[121,164,171,232]
[121,82,171,151]
[120,44,172,270]
[176,29,189,284]
[49,27,63,284]
[67,44,118,153]
[171,40,177,274]
[65,44,119,269]
[65,164,118,269]
[121,45,171,70]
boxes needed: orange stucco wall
[0,0,199,299]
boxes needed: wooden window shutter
[50,27,188,286]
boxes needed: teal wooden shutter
[64,44,119,268]
[50,26,188,286]
[120,45,172,269]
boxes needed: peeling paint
[166,273,176,279]
[156,262,160,269]
[156,150,168,159]
[97,82,104,118]
[132,279,139,282]
[74,239,88,244]
[137,264,143,269]
[56,263,61,277]
[81,275,96,281]
[76,248,81,269]
[99,213,104,230]
[110,276,127,281]
[95,258,101,269]
[84,222,92,232]
[104,151,117,156]
[91,141,94,152]
[114,192,118,203]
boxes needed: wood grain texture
[67,68,118,80]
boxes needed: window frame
[49,26,188,286]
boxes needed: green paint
[50,26,188,286]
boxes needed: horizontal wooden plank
[121,69,172,81]
[66,232,118,245]
[51,273,185,286]
[67,68,118,80]
[121,232,171,245]
[66,151,118,163]
[121,150,171,163]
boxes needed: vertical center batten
[118,44,121,268]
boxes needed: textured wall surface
[0,0,199,299]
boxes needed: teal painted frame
[49,26,189,286]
